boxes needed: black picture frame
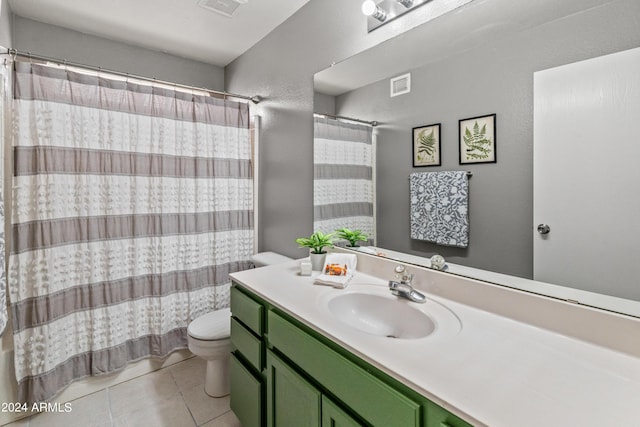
[412,123,441,167]
[459,114,497,164]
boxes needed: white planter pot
[309,252,327,271]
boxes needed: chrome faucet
[389,265,426,303]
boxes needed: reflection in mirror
[313,114,377,246]
[313,0,640,317]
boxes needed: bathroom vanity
[228,251,640,427]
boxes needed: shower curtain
[313,117,375,244]
[9,62,254,403]
[0,58,8,337]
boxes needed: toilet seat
[188,308,231,341]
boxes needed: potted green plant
[295,231,336,270]
[335,228,368,248]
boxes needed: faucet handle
[394,265,412,283]
[430,254,447,271]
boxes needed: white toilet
[187,308,232,397]
[251,251,294,268]
[187,252,292,397]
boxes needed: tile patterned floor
[5,357,241,427]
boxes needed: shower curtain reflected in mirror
[9,62,254,403]
[313,117,375,245]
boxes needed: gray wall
[313,92,336,115]
[334,0,640,277]
[12,17,224,90]
[228,0,640,269]
[0,0,12,47]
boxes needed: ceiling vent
[197,0,248,18]
[390,73,411,97]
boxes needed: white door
[533,47,640,301]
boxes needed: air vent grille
[390,73,411,97]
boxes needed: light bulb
[361,0,377,16]
[362,0,387,21]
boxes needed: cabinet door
[230,353,263,427]
[321,396,364,427]
[267,350,321,427]
[268,310,420,427]
[426,401,473,427]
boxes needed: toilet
[187,252,292,397]
[187,308,232,397]
[251,251,294,268]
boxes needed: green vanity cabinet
[268,310,419,427]
[266,349,322,427]
[266,349,364,427]
[322,396,365,427]
[230,286,266,427]
[230,283,474,427]
[230,353,262,427]
[230,286,265,336]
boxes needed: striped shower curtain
[9,62,254,403]
[0,59,8,337]
[313,117,375,244]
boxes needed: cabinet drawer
[268,310,420,427]
[230,353,263,427]
[231,317,263,371]
[231,285,264,335]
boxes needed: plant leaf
[418,129,436,157]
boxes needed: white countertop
[230,260,640,427]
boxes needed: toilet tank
[250,252,293,267]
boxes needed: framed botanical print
[412,123,441,167]
[459,114,496,164]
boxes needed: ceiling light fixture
[361,0,387,22]
[362,0,429,32]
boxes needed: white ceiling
[8,0,311,67]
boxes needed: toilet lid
[188,308,231,340]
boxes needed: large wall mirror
[313,0,640,317]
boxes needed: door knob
[537,224,551,234]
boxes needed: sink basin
[327,292,436,339]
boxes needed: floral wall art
[459,114,496,164]
[412,123,441,167]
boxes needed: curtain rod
[314,112,378,127]
[4,48,261,104]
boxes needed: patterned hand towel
[410,171,469,248]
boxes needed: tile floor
[5,357,241,427]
